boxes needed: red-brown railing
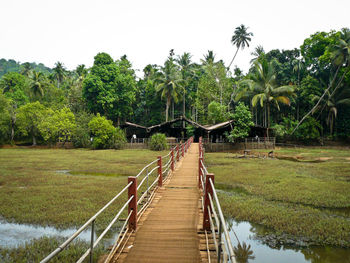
[198,137,238,263]
[41,137,194,263]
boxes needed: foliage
[88,114,116,149]
[0,94,11,144]
[207,101,232,124]
[39,108,76,144]
[186,125,195,137]
[82,53,136,123]
[16,102,47,145]
[293,117,322,141]
[226,102,253,141]
[114,127,127,149]
[0,58,51,78]
[149,133,168,151]
[0,72,29,106]
[72,111,94,148]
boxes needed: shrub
[88,114,116,149]
[149,133,168,151]
[226,102,253,142]
[114,127,127,149]
[72,111,94,148]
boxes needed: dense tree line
[0,27,349,146]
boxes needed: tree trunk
[183,93,186,128]
[32,135,37,146]
[292,66,344,134]
[228,48,240,69]
[166,96,170,122]
[267,102,270,139]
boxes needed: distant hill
[0,58,52,78]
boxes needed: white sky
[1,0,349,76]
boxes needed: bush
[226,102,253,142]
[72,111,94,148]
[149,133,168,151]
[88,114,116,149]
[114,127,127,149]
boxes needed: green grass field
[0,148,168,262]
[0,148,168,228]
[206,147,350,247]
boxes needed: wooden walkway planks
[117,143,201,263]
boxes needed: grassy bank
[0,148,167,228]
[206,147,350,247]
[0,236,104,263]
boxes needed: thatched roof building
[121,116,267,142]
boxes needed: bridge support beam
[157,156,162,187]
[128,176,137,230]
[203,173,214,231]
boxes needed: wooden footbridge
[41,137,237,263]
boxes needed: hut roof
[123,116,234,132]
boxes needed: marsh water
[0,220,118,248]
[228,218,350,263]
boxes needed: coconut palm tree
[176,52,193,119]
[292,28,350,134]
[29,71,45,98]
[248,57,295,135]
[20,62,33,77]
[52,62,66,88]
[314,86,350,135]
[228,24,253,69]
[250,45,265,64]
[156,59,182,122]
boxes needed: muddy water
[227,219,350,263]
[0,220,118,248]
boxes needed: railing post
[198,156,203,189]
[203,173,214,231]
[128,176,137,230]
[182,144,185,157]
[89,219,95,263]
[171,148,174,171]
[176,145,180,162]
[157,156,162,187]
[217,221,222,263]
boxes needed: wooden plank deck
[111,143,203,263]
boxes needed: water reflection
[227,219,350,263]
[233,242,255,263]
[0,220,119,248]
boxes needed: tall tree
[82,53,136,124]
[176,52,193,119]
[156,55,182,122]
[248,57,295,134]
[29,71,45,98]
[292,28,350,134]
[228,24,253,69]
[52,62,66,88]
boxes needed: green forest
[0,26,349,147]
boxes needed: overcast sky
[1,0,349,75]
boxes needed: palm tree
[292,28,350,134]
[52,62,66,88]
[156,59,182,122]
[228,24,253,69]
[248,58,295,135]
[314,86,350,135]
[29,71,45,98]
[201,50,216,65]
[21,62,33,77]
[250,45,265,64]
[176,52,193,119]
